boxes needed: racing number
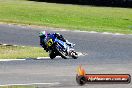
[47,39,53,47]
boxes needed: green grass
[0,0,132,33]
[0,45,48,59]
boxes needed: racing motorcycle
[45,34,78,59]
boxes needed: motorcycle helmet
[39,31,46,37]
[56,32,60,36]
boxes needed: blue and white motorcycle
[45,35,78,59]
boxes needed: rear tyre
[49,51,56,59]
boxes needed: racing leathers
[40,33,74,52]
[39,35,49,52]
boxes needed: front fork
[66,47,75,56]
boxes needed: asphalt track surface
[0,24,132,88]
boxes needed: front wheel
[71,51,78,59]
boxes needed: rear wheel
[49,51,56,59]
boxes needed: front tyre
[71,51,78,59]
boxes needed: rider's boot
[66,40,75,48]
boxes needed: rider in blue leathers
[39,31,74,52]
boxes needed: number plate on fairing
[46,39,53,47]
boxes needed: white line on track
[0,52,85,62]
[77,52,85,56]
[57,29,129,36]
[37,56,61,59]
[0,59,26,61]
[0,22,132,36]
[37,52,85,59]
[57,29,130,36]
[2,44,8,46]
[73,30,126,35]
[114,33,125,35]
[102,32,113,35]
[88,31,98,33]
[0,82,60,86]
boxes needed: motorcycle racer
[39,31,75,52]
